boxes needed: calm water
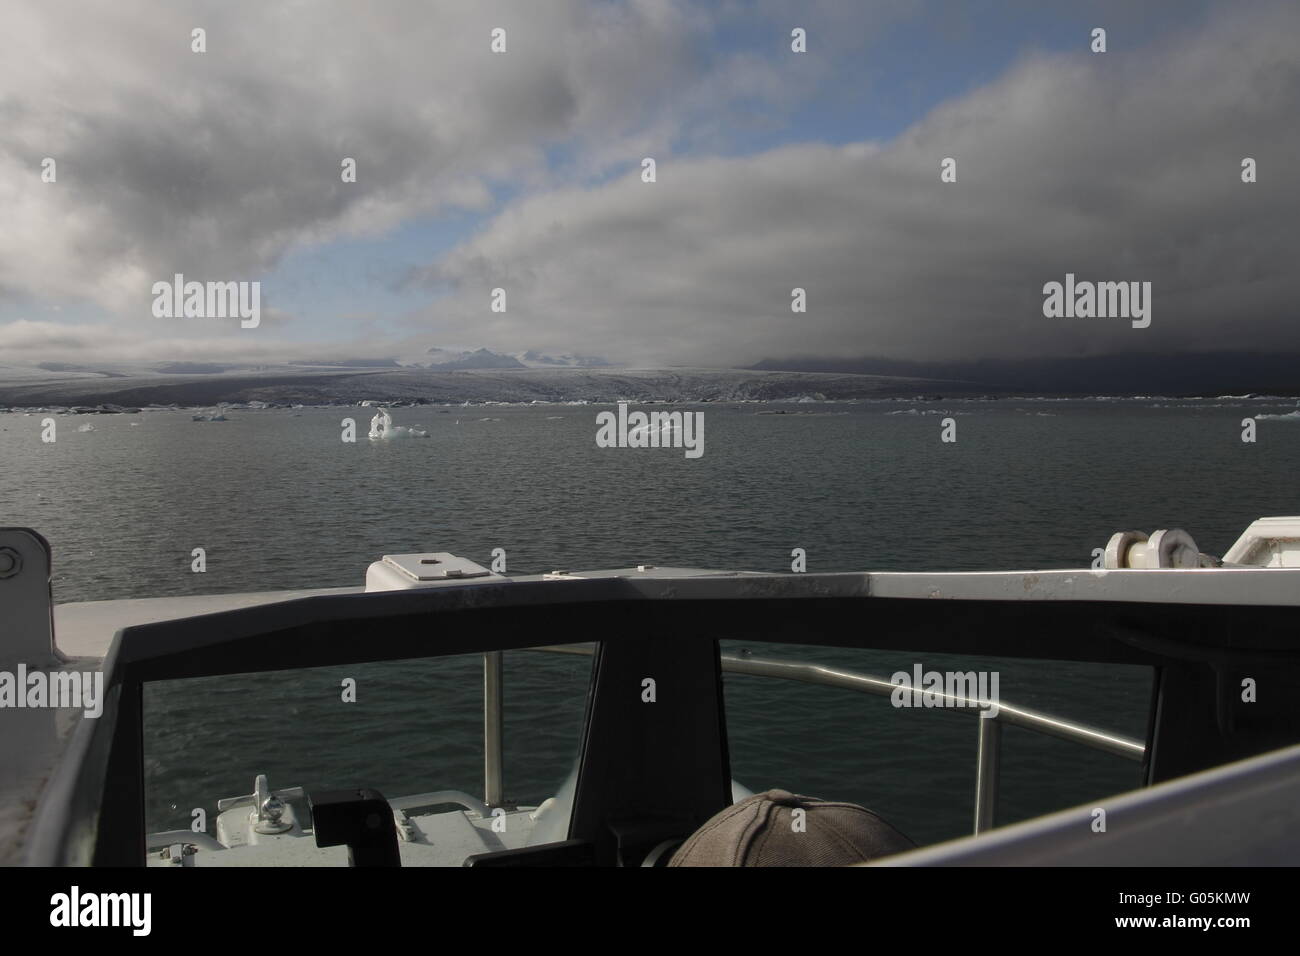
[2,397,1298,848]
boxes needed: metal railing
[486,644,1146,835]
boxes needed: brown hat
[668,789,916,867]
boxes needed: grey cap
[668,789,916,867]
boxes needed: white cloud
[0,318,304,365]
[0,0,788,324]
[2,1,1295,370]
[410,2,1300,365]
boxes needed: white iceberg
[368,408,427,439]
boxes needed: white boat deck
[147,806,541,867]
[4,516,1300,866]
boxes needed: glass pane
[142,649,592,866]
[719,640,1150,848]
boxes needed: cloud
[2,1,1295,370]
[409,2,1300,366]
[0,0,788,323]
[0,318,304,365]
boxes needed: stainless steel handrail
[492,643,1147,835]
[718,655,1146,760]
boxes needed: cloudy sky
[0,0,1296,369]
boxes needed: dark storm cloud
[1,1,1294,370]
[413,3,1300,366]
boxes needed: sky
[0,0,1295,370]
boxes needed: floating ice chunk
[77,423,96,432]
[368,408,427,439]
[192,409,227,421]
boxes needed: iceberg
[368,408,427,439]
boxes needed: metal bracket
[309,788,401,867]
[0,528,65,668]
